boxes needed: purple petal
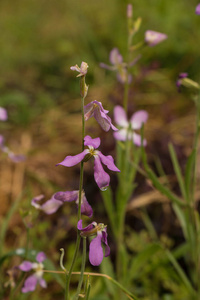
[31,195,45,209]
[21,275,38,293]
[54,190,79,202]
[19,261,33,272]
[98,151,120,172]
[39,278,47,288]
[41,197,63,214]
[8,152,25,163]
[133,133,147,147]
[99,62,116,71]
[0,135,5,147]
[93,156,110,189]
[114,106,128,127]
[56,149,89,167]
[113,128,128,141]
[77,220,96,232]
[102,230,110,257]
[84,135,100,149]
[0,107,7,121]
[196,3,200,14]
[109,48,123,65]
[89,232,104,266]
[145,30,167,47]
[36,252,46,263]
[130,110,148,130]
[80,194,93,217]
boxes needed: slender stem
[44,270,139,300]
[74,238,87,299]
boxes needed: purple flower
[70,62,88,77]
[57,135,120,190]
[176,72,188,92]
[0,107,7,121]
[100,48,140,84]
[113,106,148,146]
[19,252,47,293]
[84,100,118,132]
[145,30,167,46]
[77,220,110,266]
[31,191,93,217]
[196,3,200,14]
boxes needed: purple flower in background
[113,106,148,146]
[145,30,167,46]
[0,107,7,121]
[57,135,120,190]
[196,3,200,14]
[77,219,110,266]
[19,252,47,293]
[31,191,93,217]
[100,48,140,84]
[176,72,188,92]
[84,100,118,132]
[70,62,88,77]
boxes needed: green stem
[74,238,87,300]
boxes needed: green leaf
[184,149,195,201]
[101,188,116,237]
[100,256,116,296]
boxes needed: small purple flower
[100,48,140,84]
[84,100,118,132]
[19,252,47,293]
[0,134,25,162]
[57,135,120,190]
[145,30,167,47]
[176,72,188,92]
[31,191,93,217]
[0,107,7,121]
[70,62,88,77]
[196,3,200,14]
[113,106,148,146]
[77,219,110,266]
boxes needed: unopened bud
[127,4,133,18]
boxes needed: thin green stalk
[74,237,87,300]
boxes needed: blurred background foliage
[1,0,200,299]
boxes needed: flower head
[31,191,92,217]
[100,48,140,84]
[19,252,47,293]
[196,3,200,14]
[70,62,88,77]
[176,72,188,92]
[84,100,118,132]
[57,135,120,190]
[145,30,167,47]
[77,220,110,266]
[113,106,148,146]
[0,107,7,121]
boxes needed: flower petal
[0,135,5,147]
[89,232,104,266]
[77,220,96,231]
[21,275,38,293]
[0,107,7,121]
[109,48,123,65]
[36,252,46,263]
[41,198,63,214]
[98,151,120,172]
[196,3,200,14]
[130,110,148,130]
[56,149,89,167]
[39,278,47,288]
[102,229,110,257]
[84,135,101,149]
[80,195,93,217]
[93,156,110,189]
[133,133,147,147]
[113,106,128,127]
[113,128,128,141]
[145,30,167,47]
[19,261,33,272]
[54,190,79,202]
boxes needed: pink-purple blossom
[19,252,47,293]
[84,100,118,132]
[145,30,167,47]
[113,106,148,146]
[57,135,120,190]
[196,3,200,14]
[0,107,7,121]
[70,62,88,77]
[100,48,140,84]
[31,191,93,217]
[77,220,110,266]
